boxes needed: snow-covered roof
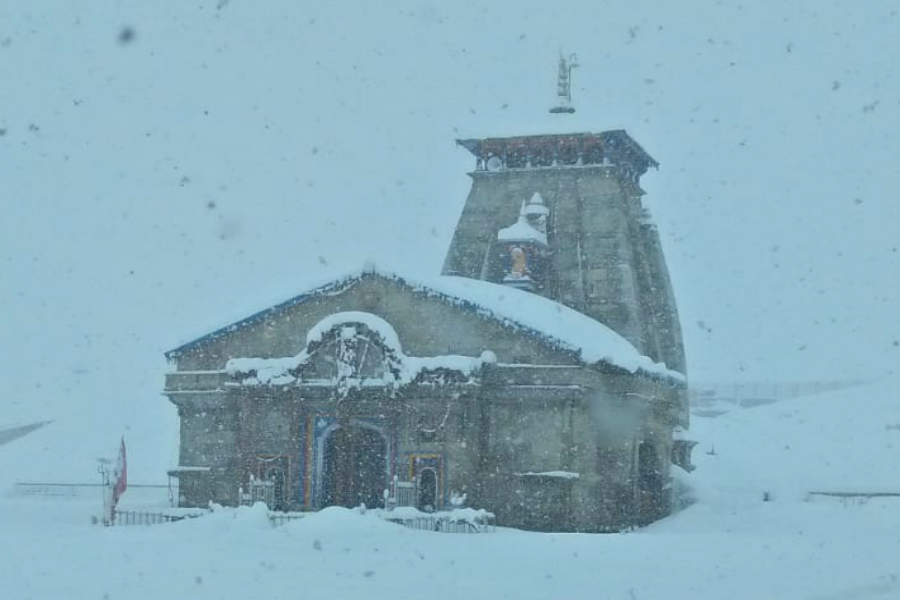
[498,194,549,245]
[523,193,550,217]
[166,266,684,382]
[497,215,547,245]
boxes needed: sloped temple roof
[165,267,684,382]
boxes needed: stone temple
[164,128,693,532]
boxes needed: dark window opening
[322,425,387,509]
[417,468,438,512]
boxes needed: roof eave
[164,273,373,360]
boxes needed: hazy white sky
[1,0,898,437]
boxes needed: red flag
[112,437,128,508]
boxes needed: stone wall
[167,354,680,529]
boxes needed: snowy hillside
[2,374,898,600]
[690,376,900,501]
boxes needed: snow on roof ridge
[391,270,682,381]
[166,264,683,382]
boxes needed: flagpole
[97,459,111,526]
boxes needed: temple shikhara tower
[445,130,686,379]
[163,60,692,532]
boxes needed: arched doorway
[322,425,387,508]
[417,468,438,512]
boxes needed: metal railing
[109,508,305,527]
[267,512,305,526]
[108,506,494,532]
[239,480,276,508]
[382,512,496,533]
[806,491,900,506]
[112,510,191,526]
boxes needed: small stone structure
[164,129,692,532]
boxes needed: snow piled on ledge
[384,506,495,524]
[226,311,497,386]
[517,471,580,480]
[497,215,548,245]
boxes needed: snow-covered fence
[384,476,417,510]
[805,491,900,507]
[106,504,490,531]
[392,515,491,533]
[267,512,305,527]
[239,479,275,508]
[112,510,191,526]
[108,507,304,527]
[380,507,496,533]
[394,482,416,507]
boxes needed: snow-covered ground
[2,375,898,600]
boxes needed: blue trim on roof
[164,275,365,359]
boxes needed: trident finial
[549,53,579,114]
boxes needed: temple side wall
[167,356,681,530]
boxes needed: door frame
[315,419,391,509]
